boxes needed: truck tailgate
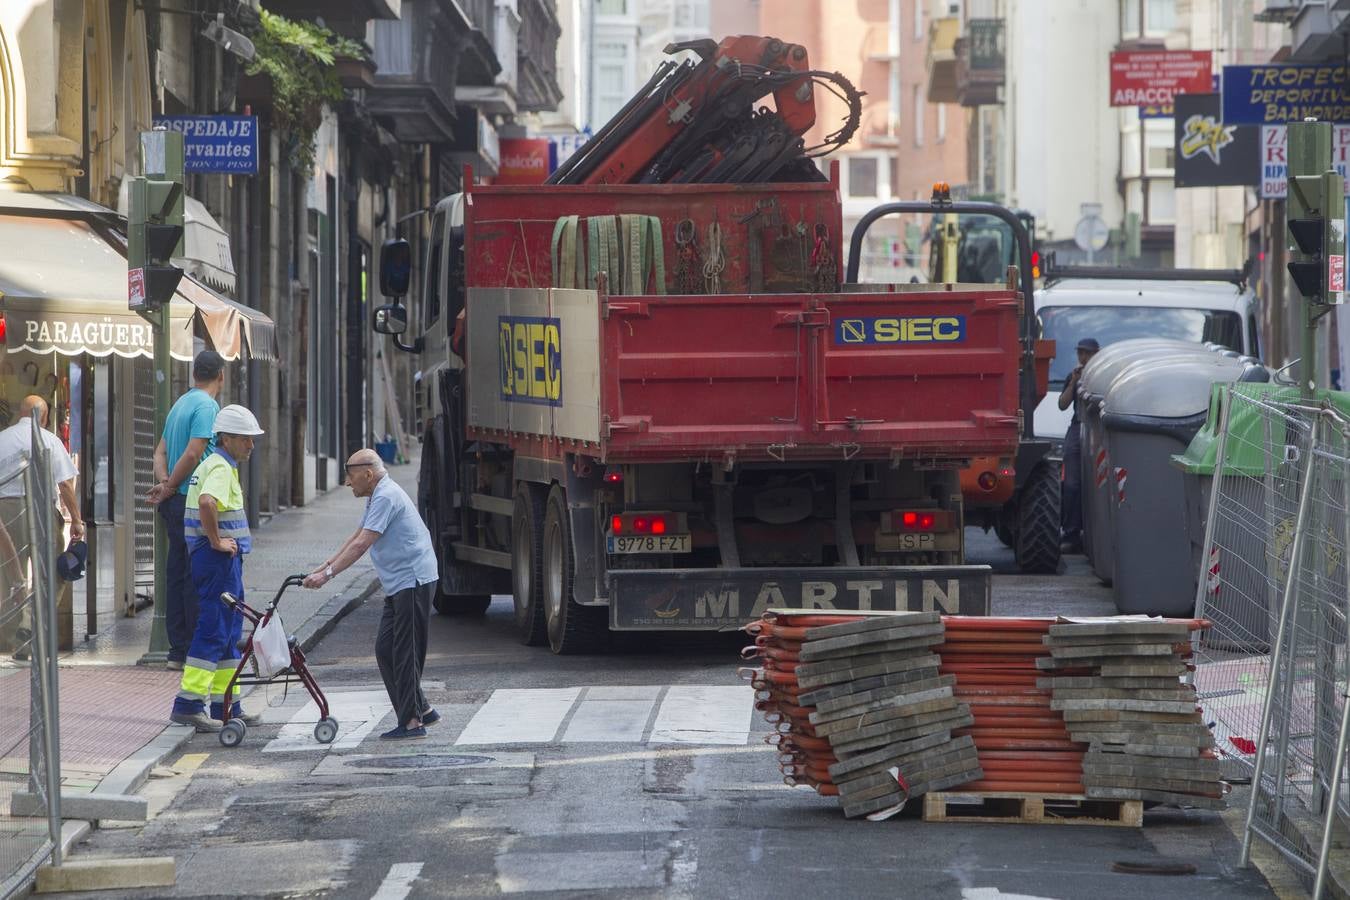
[601,287,1022,461]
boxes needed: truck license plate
[607,534,692,555]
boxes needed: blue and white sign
[1222,64,1350,124]
[152,115,259,174]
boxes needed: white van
[1032,269,1260,444]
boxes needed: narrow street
[45,535,1274,900]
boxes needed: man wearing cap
[147,350,226,670]
[170,404,264,732]
[1058,337,1099,554]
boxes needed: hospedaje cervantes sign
[151,115,259,175]
[1222,64,1350,124]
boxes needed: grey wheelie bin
[1076,339,1207,585]
[1101,354,1255,615]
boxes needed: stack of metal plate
[1039,620,1225,809]
[786,612,982,819]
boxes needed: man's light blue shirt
[163,388,219,496]
[361,475,439,595]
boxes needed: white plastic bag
[252,614,291,679]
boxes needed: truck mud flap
[608,566,991,631]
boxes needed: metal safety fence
[1190,386,1350,897]
[0,414,62,899]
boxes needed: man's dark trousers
[1061,421,1084,544]
[159,492,197,663]
[377,581,433,726]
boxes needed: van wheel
[1015,462,1062,575]
[511,483,548,646]
[542,485,608,655]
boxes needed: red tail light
[611,515,623,533]
[603,467,623,484]
[888,510,953,532]
[608,512,684,535]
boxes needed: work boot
[11,628,31,662]
[213,702,263,727]
[165,659,184,671]
[171,711,223,733]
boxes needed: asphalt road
[51,531,1275,900]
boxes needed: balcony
[517,0,562,112]
[457,1,522,117]
[954,18,1005,107]
[925,16,960,104]
[459,0,504,87]
[259,0,400,38]
[368,0,473,143]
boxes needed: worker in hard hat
[169,404,265,732]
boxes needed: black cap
[1077,338,1100,352]
[193,350,226,383]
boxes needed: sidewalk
[0,451,419,826]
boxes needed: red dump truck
[374,36,1041,653]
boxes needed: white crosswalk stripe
[262,690,392,752]
[455,685,756,746]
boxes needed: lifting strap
[552,214,666,294]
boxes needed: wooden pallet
[922,791,1143,827]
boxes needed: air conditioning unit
[1254,0,1298,23]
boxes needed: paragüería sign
[1222,64,1350,124]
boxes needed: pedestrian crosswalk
[256,682,758,752]
[455,684,755,747]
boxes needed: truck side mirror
[380,238,412,298]
[373,304,408,335]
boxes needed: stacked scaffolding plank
[1038,619,1226,809]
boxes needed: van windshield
[1038,305,1243,387]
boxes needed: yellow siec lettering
[544,324,562,400]
[527,322,547,399]
[513,322,529,397]
[873,319,900,343]
[933,317,961,341]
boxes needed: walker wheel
[314,717,338,744]
[219,719,247,748]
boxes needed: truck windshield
[1038,305,1243,387]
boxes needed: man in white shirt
[0,395,83,659]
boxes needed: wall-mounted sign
[496,139,553,185]
[1109,50,1212,107]
[152,116,259,174]
[1259,124,1350,199]
[1222,64,1350,124]
[1174,94,1259,188]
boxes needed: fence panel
[0,415,62,899]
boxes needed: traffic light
[128,174,184,310]
[1286,169,1345,305]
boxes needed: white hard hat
[213,404,264,437]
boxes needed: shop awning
[116,183,237,293]
[175,277,279,363]
[0,213,195,360]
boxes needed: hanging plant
[245,10,366,169]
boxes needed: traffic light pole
[134,129,185,666]
[1286,119,1343,398]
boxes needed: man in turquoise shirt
[146,351,225,669]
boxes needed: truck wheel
[1015,462,1062,575]
[994,517,1015,548]
[542,485,608,655]
[433,594,492,616]
[511,483,548,646]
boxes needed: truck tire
[419,439,497,616]
[994,517,1015,548]
[511,483,548,646]
[542,485,608,655]
[1015,463,1062,575]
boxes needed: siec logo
[834,316,966,345]
[498,316,563,406]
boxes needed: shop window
[848,156,879,198]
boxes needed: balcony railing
[954,18,1005,107]
[517,0,562,112]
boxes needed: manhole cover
[349,754,493,769]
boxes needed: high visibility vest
[184,451,251,554]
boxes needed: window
[913,0,924,39]
[848,156,879,198]
[1148,178,1176,224]
[937,104,946,143]
[1146,129,1175,175]
[1037,306,1243,387]
[913,86,924,146]
[594,42,630,125]
[889,154,900,199]
[424,212,445,329]
[597,0,627,15]
[1146,0,1176,34]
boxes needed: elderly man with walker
[304,448,440,740]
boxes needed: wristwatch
[325,565,334,580]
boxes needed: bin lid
[1104,355,1247,419]
[1079,339,1209,401]
[1173,383,1350,474]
